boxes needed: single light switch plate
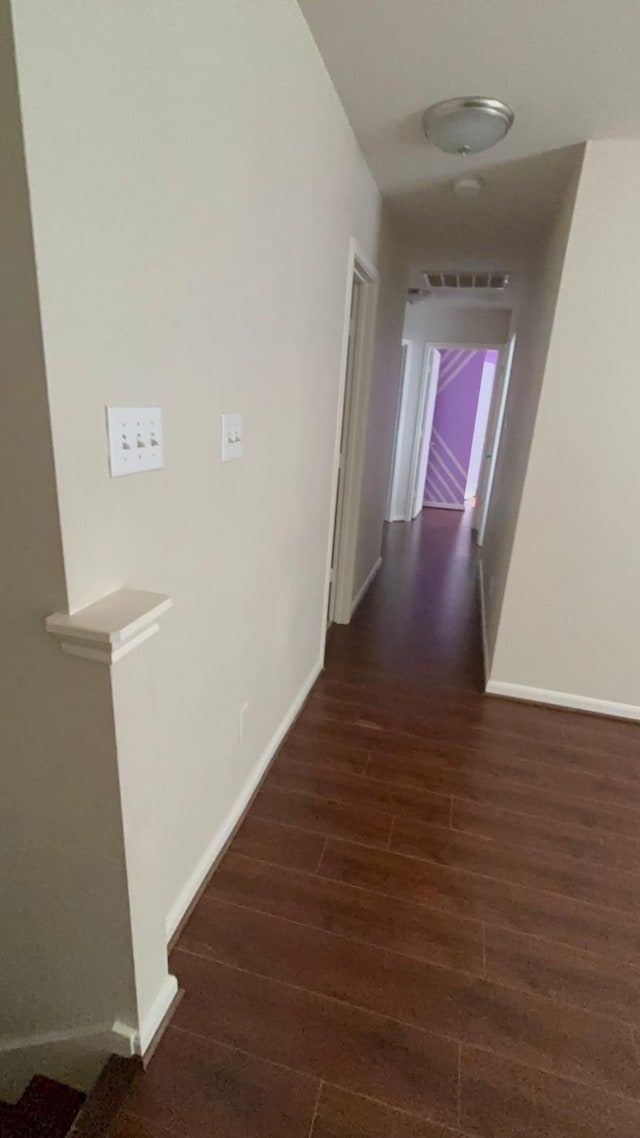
[107,407,163,477]
[222,412,243,461]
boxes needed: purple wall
[424,349,492,507]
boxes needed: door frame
[408,345,442,519]
[323,238,379,632]
[474,328,517,545]
[385,340,412,522]
[464,352,500,500]
[405,341,506,521]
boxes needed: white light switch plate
[107,407,163,477]
[222,412,243,461]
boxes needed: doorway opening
[422,346,498,513]
[325,241,379,629]
[388,334,515,541]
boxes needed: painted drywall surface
[109,647,176,1039]
[10,0,405,1026]
[490,140,640,706]
[0,0,136,1051]
[390,303,511,519]
[481,151,584,663]
[424,349,486,507]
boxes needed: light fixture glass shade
[422,97,514,155]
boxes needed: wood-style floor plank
[178,896,640,1097]
[365,754,640,840]
[172,950,460,1126]
[114,511,640,1137]
[309,677,640,753]
[279,734,371,774]
[273,743,640,844]
[367,742,640,814]
[205,852,485,973]
[318,838,640,963]
[389,814,640,913]
[460,1044,640,1138]
[266,759,452,828]
[484,924,640,1025]
[230,815,326,872]
[251,785,394,848]
[391,1119,468,1138]
[451,796,640,875]
[310,1085,396,1138]
[121,1026,319,1138]
[111,1115,173,1138]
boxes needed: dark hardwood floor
[114,509,640,1137]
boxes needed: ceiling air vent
[423,270,510,291]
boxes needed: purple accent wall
[424,349,489,507]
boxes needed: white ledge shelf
[46,588,172,665]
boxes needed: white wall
[8,0,407,1047]
[489,141,640,714]
[0,0,136,1077]
[479,154,583,661]
[389,301,511,520]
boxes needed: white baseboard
[165,655,324,942]
[351,557,382,617]
[0,975,177,1098]
[0,1019,135,1057]
[485,679,640,722]
[477,561,490,687]
[0,1020,137,1101]
[137,973,178,1056]
[423,501,465,511]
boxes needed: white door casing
[385,341,410,521]
[474,329,517,544]
[322,239,379,634]
[465,354,498,500]
[409,347,441,519]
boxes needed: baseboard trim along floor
[486,679,640,722]
[164,655,324,943]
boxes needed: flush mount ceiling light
[422,96,514,156]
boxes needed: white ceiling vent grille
[423,270,510,291]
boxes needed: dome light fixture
[422,96,514,156]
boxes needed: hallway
[115,511,640,1137]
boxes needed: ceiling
[298,0,640,264]
[395,146,581,270]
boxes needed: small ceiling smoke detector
[422,96,514,156]
[453,175,485,199]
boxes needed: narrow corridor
[114,511,640,1137]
